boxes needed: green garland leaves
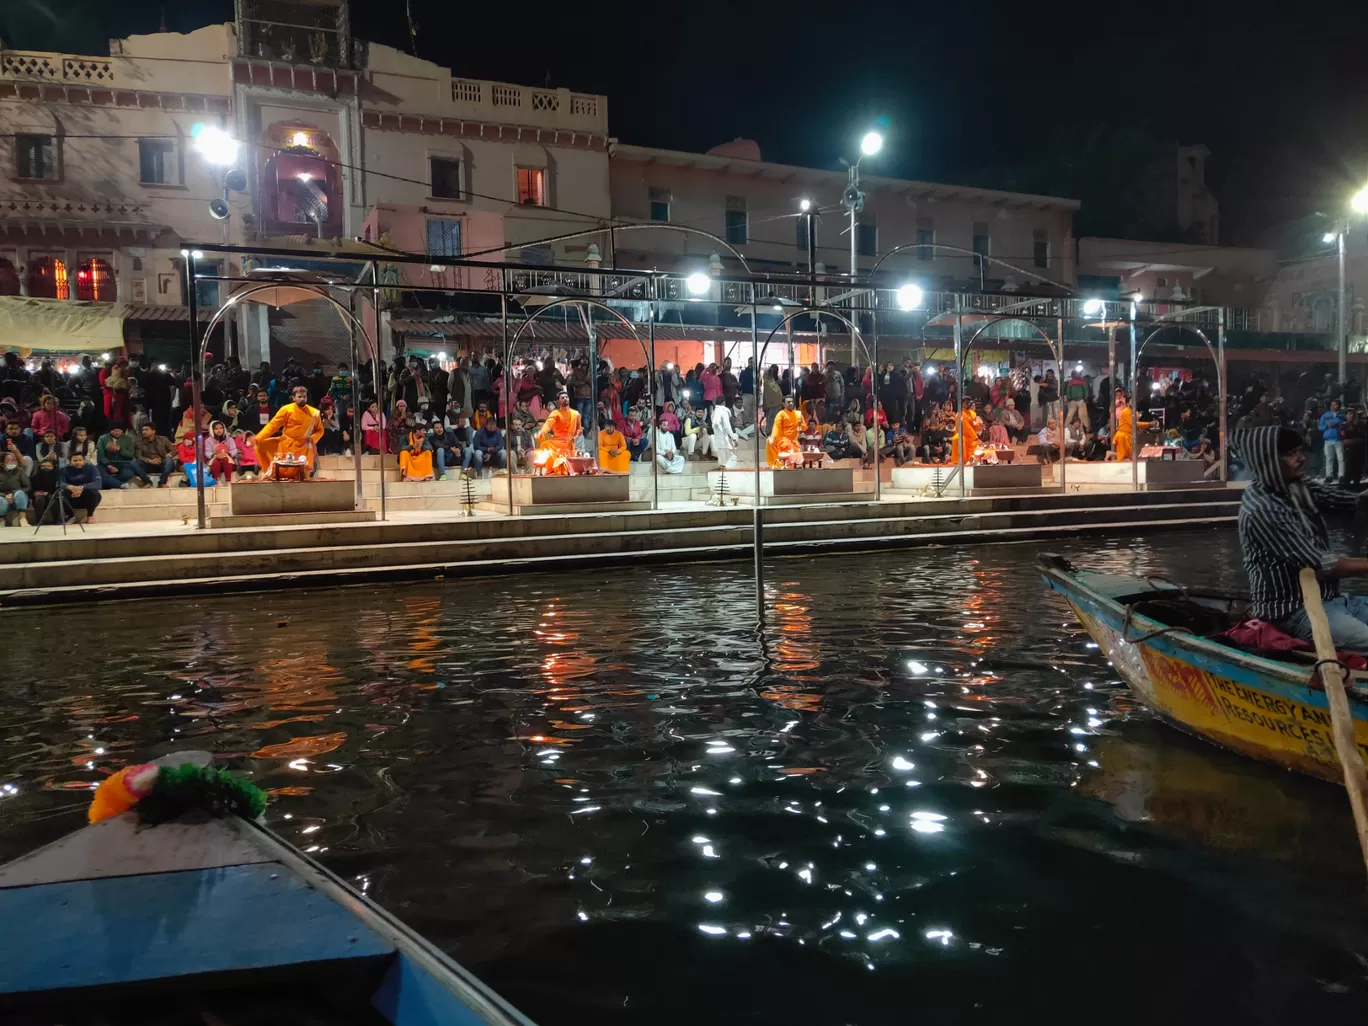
[135,763,268,825]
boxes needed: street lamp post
[841,131,883,283]
[1327,184,1368,389]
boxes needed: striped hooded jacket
[1237,426,1362,622]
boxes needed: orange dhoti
[535,406,583,475]
[950,410,983,464]
[256,403,324,473]
[1113,408,1154,461]
[766,407,803,468]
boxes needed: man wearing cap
[1239,425,1368,648]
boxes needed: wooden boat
[1039,552,1368,784]
[0,811,535,1024]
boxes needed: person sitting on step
[399,426,435,482]
[0,448,30,526]
[60,451,102,523]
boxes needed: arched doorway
[75,257,116,302]
[0,258,19,296]
[259,121,343,237]
[27,256,68,299]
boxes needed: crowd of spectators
[11,344,1332,525]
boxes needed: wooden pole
[1298,567,1368,882]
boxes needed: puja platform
[502,473,651,516]
[1063,459,1213,491]
[891,463,1046,495]
[706,467,862,506]
[208,479,377,528]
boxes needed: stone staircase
[0,485,1243,603]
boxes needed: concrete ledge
[478,499,654,517]
[510,473,631,506]
[1063,459,1211,491]
[707,467,855,497]
[892,464,1046,495]
[230,479,356,515]
[0,513,1237,606]
[207,510,377,529]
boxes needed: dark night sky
[4,0,1368,245]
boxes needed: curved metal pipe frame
[1132,321,1225,489]
[505,296,654,510]
[957,315,1066,496]
[461,222,755,275]
[754,306,871,498]
[193,279,380,529]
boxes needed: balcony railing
[448,79,605,132]
[0,52,115,83]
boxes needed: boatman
[1237,425,1368,648]
[766,395,802,468]
[535,391,582,475]
[255,384,325,478]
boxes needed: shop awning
[0,295,126,354]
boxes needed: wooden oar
[1297,568,1368,881]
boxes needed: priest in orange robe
[950,404,985,464]
[535,392,583,475]
[255,385,325,476]
[598,419,630,473]
[1112,395,1156,462]
[766,396,803,468]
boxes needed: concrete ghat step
[0,501,1237,591]
[1,487,1242,566]
[0,515,1236,605]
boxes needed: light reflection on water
[3,530,1368,1022]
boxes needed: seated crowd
[0,346,1251,525]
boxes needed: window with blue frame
[426,218,462,258]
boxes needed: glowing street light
[685,272,712,296]
[1082,298,1105,317]
[895,283,924,310]
[191,124,241,166]
[860,131,884,157]
[1354,186,1368,215]
[799,198,812,212]
[1324,232,1339,244]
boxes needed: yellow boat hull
[1042,562,1368,784]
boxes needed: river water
[3,529,1367,1023]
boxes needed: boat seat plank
[0,814,271,890]
[373,953,492,1026]
[0,862,394,995]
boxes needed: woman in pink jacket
[30,395,70,440]
[700,363,723,413]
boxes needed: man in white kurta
[654,425,685,474]
[711,401,740,468]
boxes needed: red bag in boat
[1217,619,1368,672]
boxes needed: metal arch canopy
[196,279,379,379]
[191,276,382,529]
[960,315,1062,374]
[504,295,654,491]
[754,305,867,373]
[507,296,649,365]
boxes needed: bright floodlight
[1324,231,1339,244]
[685,272,712,296]
[1082,298,1104,316]
[896,283,924,310]
[860,131,884,157]
[192,124,240,166]
[799,198,812,212]
[1353,186,1368,214]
